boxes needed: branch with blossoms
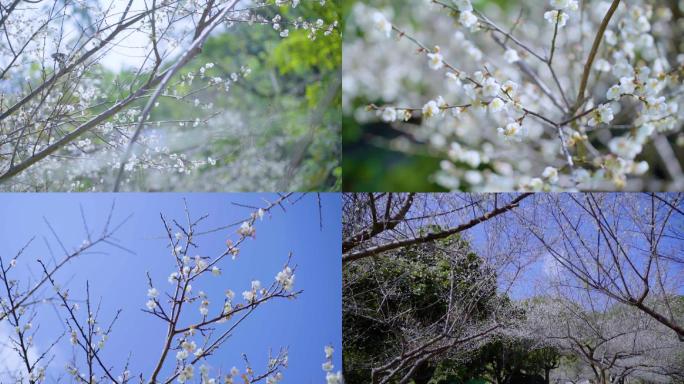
[347,0,683,191]
[322,345,343,384]
[0,0,338,191]
[39,267,125,384]
[0,202,130,383]
[142,201,300,384]
[0,193,323,383]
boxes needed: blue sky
[466,194,684,300]
[0,193,341,383]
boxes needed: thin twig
[573,0,621,111]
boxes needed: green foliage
[426,341,561,384]
[270,27,340,76]
[343,235,497,383]
[343,141,448,192]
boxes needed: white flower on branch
[498,122,525,142]
[544,10,569,28]
[146,300,157,310]
[542,166,560,184]
[459,11,478,30]
[275,267,295,291]
[504,49,520,64]
[550,0,579,11]
[380,107,398,122]
[0,198,306,384]
[147,288,159,298]
[177,365,194,383]
[422,100,441,119]
[427,51,444,71]
[238,221,256,238]
[372,11,392,38]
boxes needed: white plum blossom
[322,345,343,384]
[181,340,196,353]
[488,98,506,113]
[609,136,642,160]
[498,122,525,142]
[168,272,180,284]
[251,280,261,292]
[542,166,559,184]
[544,10,569,28]
[177,365,194,383]
[501,80,519,97]
[199,300,209,316]
[550,0,578,11]
[619,77,636,94]
[607,85,622,101]
[595,58,611,72]
[598,104,615,124]
[3,198,308,384]
[427,51,444,71]
[588,104,614,127]
[242,280,262,303]
[266,373,284,384]
[372,11,392,38]
[462,150,482,168]
[459,11,478,29]
[503,49,520,64]
[422,100,441,119]
[326,372,343,384]
[176,350,188,361]
[632,161,649,175]
[481,77,500,98]
[275,267,295,291]
[381,108,397,122]
[528,178,545,191]
[242,290,256,302]
[238,221,255,238]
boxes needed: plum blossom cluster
[250,1,338,40]
[345,0,684,191]
[0,0,338,191]
[0,195,330,383]
[322,345,343,384]
[140,202,301,383]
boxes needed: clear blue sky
[0,193,341,383]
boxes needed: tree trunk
[544,368,550,384]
